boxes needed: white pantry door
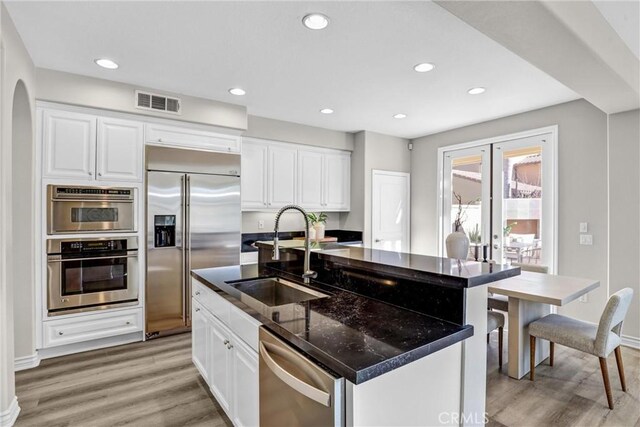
[371,170,410,252]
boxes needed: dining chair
[488,263,549,312]
[528,288,633,409]
[487,310,505,368]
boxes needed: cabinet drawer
[145,124,240,153]
[229,305,261,352]
[192,279,230,324]
[43,309,142,348]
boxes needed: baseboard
[621,334,640,350]
[14,352,41,371]
[0,396,20,427]
[38,331,143,360]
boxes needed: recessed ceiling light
[413,63,435,73]
[468,87,486,95]
[94,58,118,69]
[320,108,334,114]
[229,88,246,96]
[393,113,407,119]
[303,13,329,30]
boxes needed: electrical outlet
[258,220,264,230]
[579,234,593,245]
[579,294,589,303]
[579,222,588,233]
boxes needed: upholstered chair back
[595,288,634,356]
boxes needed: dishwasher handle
[259,341,331,408]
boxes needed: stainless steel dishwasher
[259,327,345,426]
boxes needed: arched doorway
[11,80,35,365]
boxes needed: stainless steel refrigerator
[145,145,240,338]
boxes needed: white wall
[244,115,354,151]
[410,99,610,328]
[0,2,36,422]
[341,131,410,245]
[609,109,640,342]
[35,68,247,131]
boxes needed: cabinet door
[241,141,268,210]
[324,152,351,211]
[297,149,324,210]
[192,300,209,381]
[96,118,143,182]
[232,339,259,427]
[146,124,240,153]
[43,110,96,180]
[268,145,297,209]
[209,315,233,415]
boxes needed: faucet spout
[273,205,318,284]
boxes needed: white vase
[308,226,316,241]
[446,231,470,259]
[314,223,325,240]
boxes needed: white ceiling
[5,1,579,138]
[593,0,640,60]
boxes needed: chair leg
[550,342,554,366]
[530,335,536,381]
[614,346,627,392]
[498,326,503,369]
[598,357,614,409]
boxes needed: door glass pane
[500,146,543,266]
[451,155,483,260]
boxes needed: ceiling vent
[135,90,181,115]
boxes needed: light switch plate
[579,234,593,245]
[258,220,264,230]
[580,222,588,233]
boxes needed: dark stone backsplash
[242,229,363,252]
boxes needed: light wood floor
[486,332,640,427]
[15,334,232,427]
[14,331,640,426]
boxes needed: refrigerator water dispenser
[154,215,176,247]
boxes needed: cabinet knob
[88,171,92,176]
[195,291,200,295]
[98,172,102,177]
[158,138,163,142]
[126,321,131,325]
[195,308,200,312]
[58,331,64,336]
[227,344,233,350]
[223,339,229,345]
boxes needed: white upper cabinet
[43,110,97,180]
[324,151,351,210]
[241,137,351,211]
[145,123,241,153]
[96,118,143,182]
[297,149,324,210]
[268,145,297,209]
[42,109,143,183]
[241,140,268,209]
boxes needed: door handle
[375,239,383,243]
[493,244,500,250]
[259,341,331,408]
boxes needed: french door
[440,132,555,271]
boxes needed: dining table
[488,270,600,379]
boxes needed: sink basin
[228,278,328,307]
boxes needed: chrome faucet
[273,205,317,284]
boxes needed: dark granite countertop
[256,241,520,288]
[191,265,473,384]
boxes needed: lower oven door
[47,253,139,312]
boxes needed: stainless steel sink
[228,277,328,307]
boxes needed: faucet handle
[302,270,318,280]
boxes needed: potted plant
[446,193,475,259]
[307,212,328,240]
[503,221,517,244]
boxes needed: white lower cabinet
[192,279,260,427]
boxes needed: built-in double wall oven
[46,185,139,315]
[47,237,139,315]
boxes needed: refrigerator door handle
[184,175,191,324]
[181,175,187,324]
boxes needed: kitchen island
[191,243,519,426]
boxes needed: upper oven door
[48,200,135,234]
